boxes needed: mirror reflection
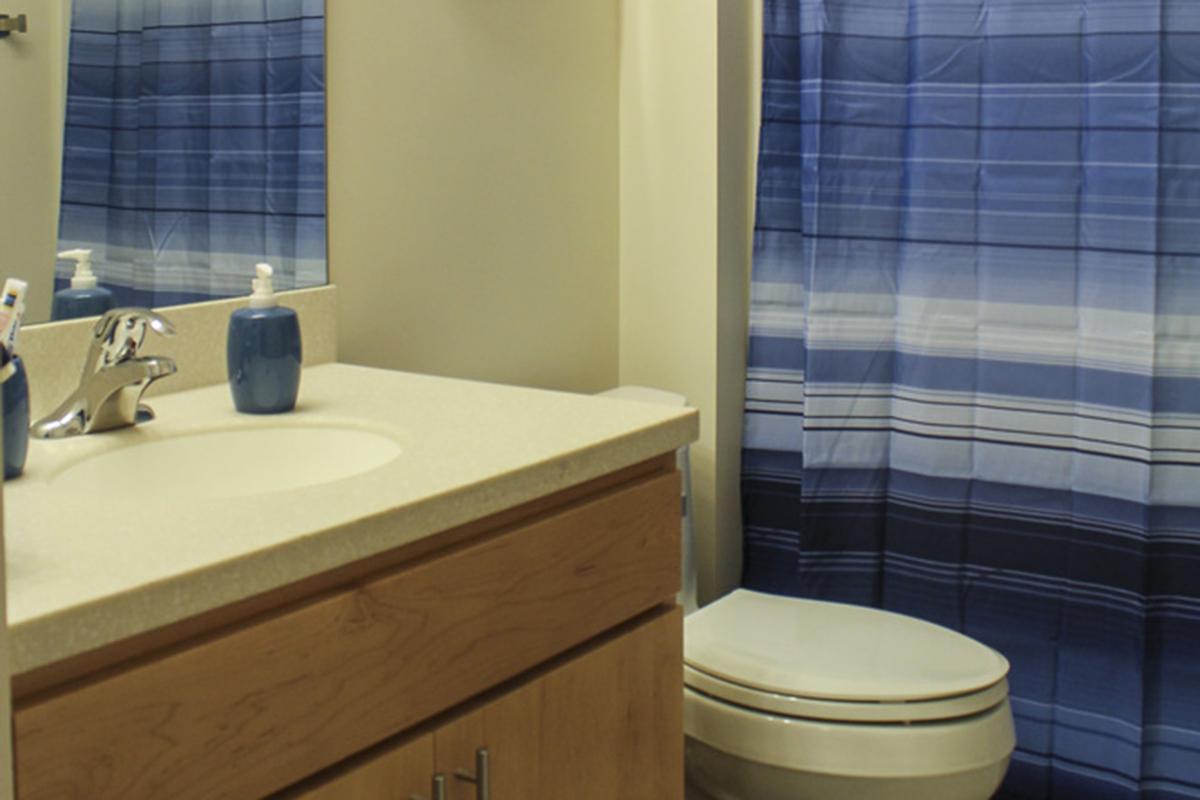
[42,0,326,324]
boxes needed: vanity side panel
[13,471,681,800]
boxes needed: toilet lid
[684,665,1010,722]
[684,590,1010,704]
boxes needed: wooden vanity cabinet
[284,608,682,800]
[12,455,683,800]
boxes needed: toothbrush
[0,278,28,358]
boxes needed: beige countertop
[4,363,698,674]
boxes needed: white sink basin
[48,423,404,500]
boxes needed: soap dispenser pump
[226,263,302,413]
[52,249,115,321]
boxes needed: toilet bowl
[596,386,1015,799]
[683,590,1015,799]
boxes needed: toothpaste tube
[0,278,28,357]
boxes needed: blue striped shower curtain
[57,0,326,308]
[741,1,1200,798]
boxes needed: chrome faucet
[31,308,178,439]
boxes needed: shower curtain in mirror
[742,1,1200,798]
[56,0,325,308]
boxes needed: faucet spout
[32,357,178,439]
[31,308,178,439]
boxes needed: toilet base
[685,737,1010,800]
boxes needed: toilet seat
[684,664,1009,723]
[684,590,1010,723]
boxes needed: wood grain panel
[14,471,681,800]
[282,732,434,800]
[527,608,683,799]
[436,608,683,800]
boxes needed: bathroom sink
[47,423,403,501]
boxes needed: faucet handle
[88,307,176,371]
[93,307,175,340]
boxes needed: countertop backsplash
[17,285,337,419]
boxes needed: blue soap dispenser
[52,249,115,321]
[227,263,301,414]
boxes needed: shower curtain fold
[742,1,1200,798]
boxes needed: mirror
[30,0,326,325]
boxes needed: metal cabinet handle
[410,773,446,800]
[454,748,490,800]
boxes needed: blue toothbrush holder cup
[3,356,30,479]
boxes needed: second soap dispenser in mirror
[52,249,115,321]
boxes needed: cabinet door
[282,732,435,800]
[436,608,683,800]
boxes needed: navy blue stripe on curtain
[742,1,1200,798]
[57,0,326,308]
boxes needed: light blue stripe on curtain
[742,1,1200,798]
[57,0,326,308]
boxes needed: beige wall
[619,0,758,604]
[0,6,69,792]
[331,0,759,603]
[327,1,621,394]
[0,0,69,324]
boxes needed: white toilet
[598,387,1016,800]
[683,590,1015,799]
